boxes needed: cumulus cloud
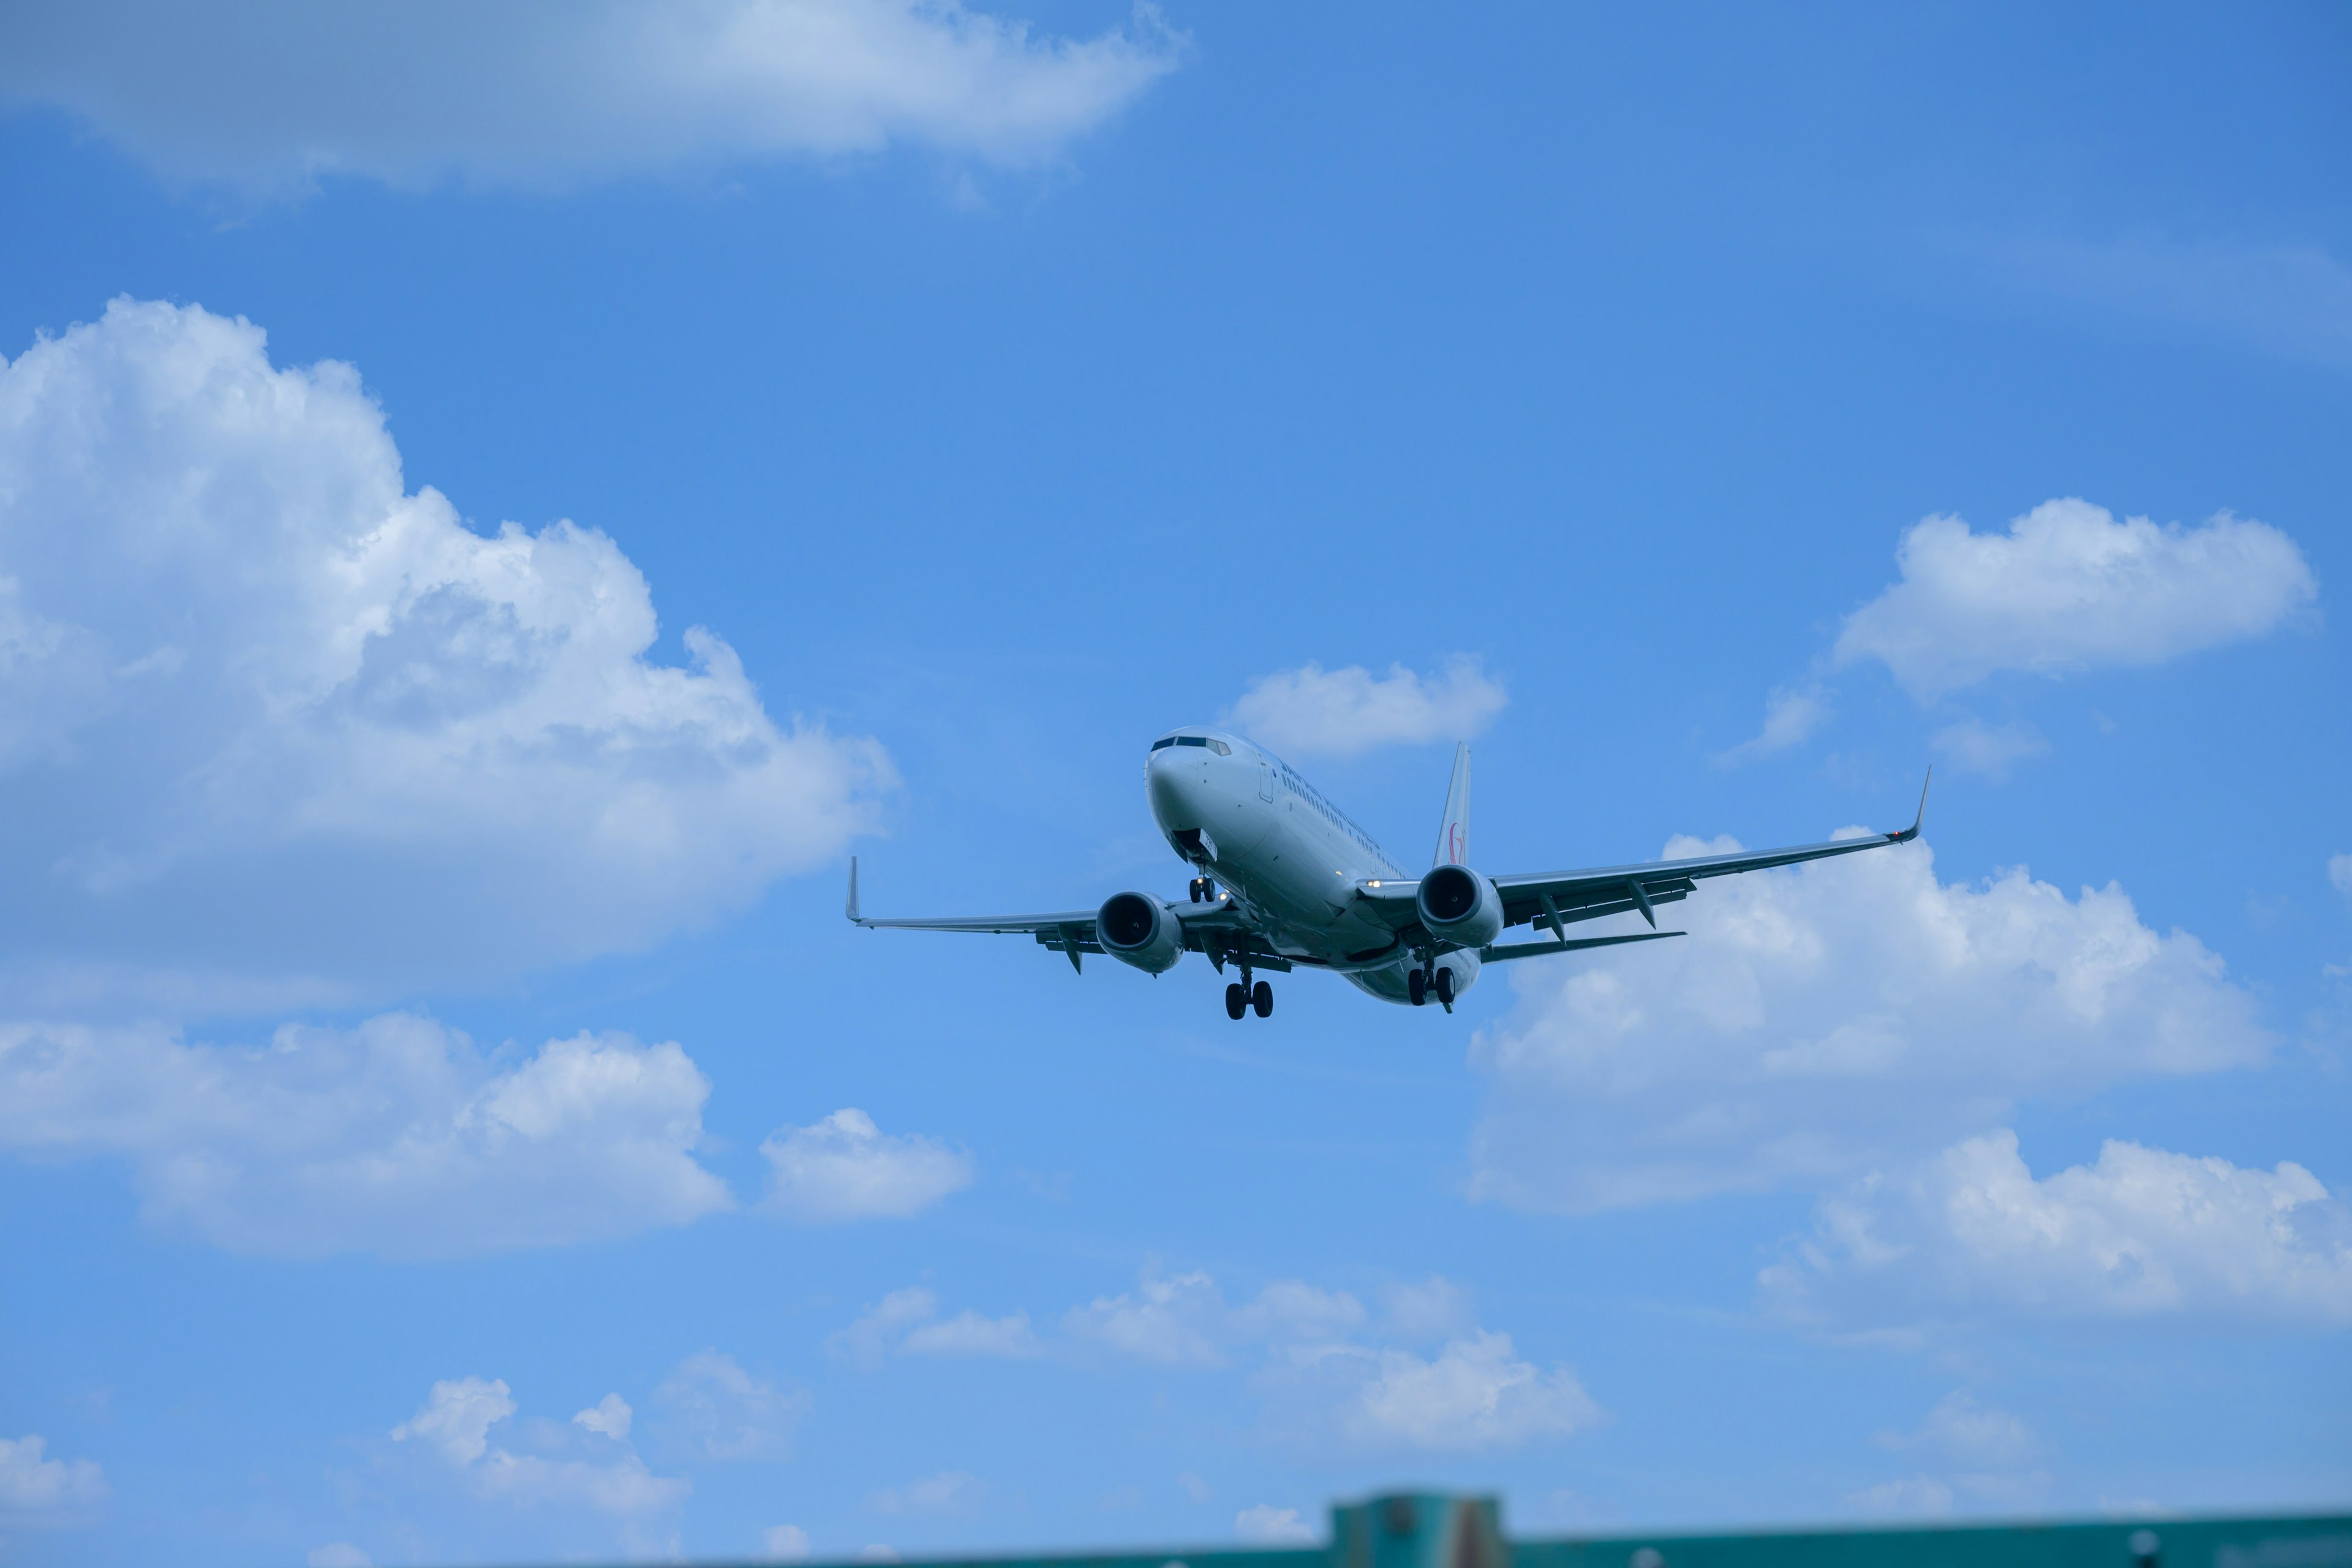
[0,1012,729,1256]
[0,299,888,1015]
[393,1377,519,1465]
[1470,837,2270,1213]
[1064,1270,1242,1366]
[1833,499,2317,700]
[1765,1131,2352,1327]
[2331,854,2351,897]
[652,1352,807,1461]
[1226,657,1506,760]
[0,1434,106,1510]
[1931,718,2048,779]
[575,1395,633,1441]
[0,1,1183,193]
[763,1525,813,1561]
[763,1109,973,1222]
[1061,1268,1600,1453]
[1328,1330,1602,1450]
[1235,1505,1317,1544]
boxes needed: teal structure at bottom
[747,1492,2350,1568]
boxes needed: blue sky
[1,4,2347,1564]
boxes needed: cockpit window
[1154,735,1229,754]
[1207,739,1231,755]
[1150,737,1178,751]
[1177,736,1208,747]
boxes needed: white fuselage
[1145,729,1481,1005]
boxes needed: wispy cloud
[1973,235,2352,369]
[0,0,1186,195]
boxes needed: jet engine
[1416,864,1503,949]
[1096,892,1185,974]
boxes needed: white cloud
[1333,1331,1601,1450]
[0,1,1183,194]
[1060,1268,1597,1454]
[393,1377,518,1466]
[763,1525,812,1561]
[830,1287,943,1367]
[0,1012,729,1257]
[392,1375,690,1526]
[1225,657,1506,760]
[1765,1130,2352,1327]
[1235,1504,1317,1544]
[829,1286,1043,1363]
[1833,499,2317,700]
[653,1352,807,1461]
[1931,718,2048,780]
[307,1547,371,1568]
[1975,236,2352,369]
[0,299,889,1015]
[0,1434,106,1510]
[2331,854,2351,897]
[902,1309,1045,1359]
[762,1109,972,1223]
[1063,1270,1234,1365]
[856,1546,901,1562]
[470,1449,692,1515]
[1716,684,1833,764]
[1380,1276,1475,1341]
[1873,1392,2034,1466]
[574,1395,633,1441]
[870,1470,987,1515]
[1845,1475,1955,1518]
[1470,838,2270,1213]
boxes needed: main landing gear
[1408,962,1456,1011]
[1224,975,1273,1020]
[1188,876,1218,903]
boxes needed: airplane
[848,729,1928,1020]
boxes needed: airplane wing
[1354,772,1931,952]
[845,859,1292,974]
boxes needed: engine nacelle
[1096,891,1185,974]
[1416,864,1503,949]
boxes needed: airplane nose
[1147,748,1199,826]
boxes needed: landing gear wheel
[1408,968,1428,1007]
[1434,966,1457,1006]
[1188,878,1202,903]
[1224,982,1247,1020]
[1251,980,1273,1018]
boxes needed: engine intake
[1416,864,1502,949]
[1096,892,1185,974]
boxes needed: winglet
[846,856,863,925]
[1889,767,1932,843]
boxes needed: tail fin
[1431,742,1471,868]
